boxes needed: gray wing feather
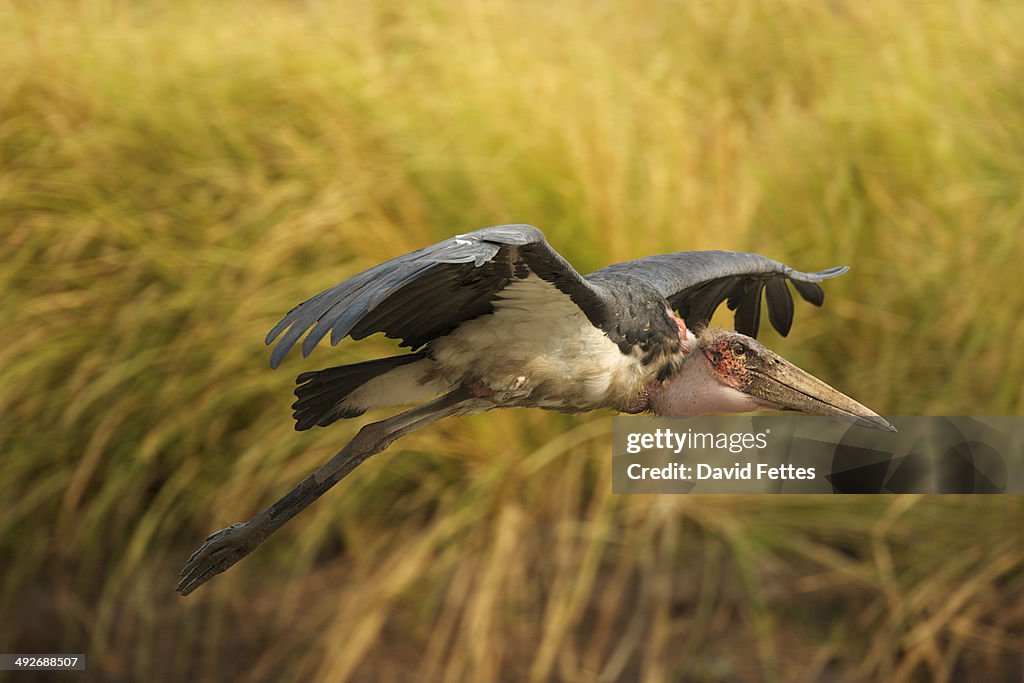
[265,224,607,368]
[588,250,847,338]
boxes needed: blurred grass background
[2,0,1023,681]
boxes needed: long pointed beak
[745,350,896,432]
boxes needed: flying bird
[178,224,893,594]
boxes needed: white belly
[429,275,649,410]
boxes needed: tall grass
[2,1,1022,681]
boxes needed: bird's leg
[176,386,488,596]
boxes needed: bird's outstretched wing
[587,251,848,338]
[265,225,610,368]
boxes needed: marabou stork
[177,224,892,594]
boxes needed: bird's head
[648,329,895,431]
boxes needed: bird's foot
[176,522,255,596]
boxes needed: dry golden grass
[2,1,1023,681]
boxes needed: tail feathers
[292,353,426,430]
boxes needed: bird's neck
[646,350,764,417]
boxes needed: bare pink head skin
[648,328,895,431]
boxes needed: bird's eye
[732,343,746,356]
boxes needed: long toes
[177,547,236,595]
[183,523,246,564]
[176,523,251,595]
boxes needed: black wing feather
[266,224,610,368]
[588,250,847,338]
[731,280,764,337]
[790,278,825,306]
[764,277,794,336]
[683,278,736,331]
